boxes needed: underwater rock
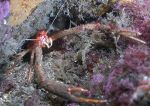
[91,31,115,48]
[9,0,43,26]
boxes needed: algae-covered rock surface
[0,0,149,106]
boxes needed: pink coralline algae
[0,0,10,21]
[104,45,150,106]
[115,0,150,42]
[90,73,104,86]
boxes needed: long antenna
[47,0,66,33]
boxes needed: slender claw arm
[34,46,107,104]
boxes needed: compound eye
[48,37,53,48]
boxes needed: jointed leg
[34,46,107,104]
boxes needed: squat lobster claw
[34,23,146,50]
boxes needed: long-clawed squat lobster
[6,22,146,104]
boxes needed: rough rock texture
[0,0,118,105]
[9,0,43,26]
[0,0,149,106]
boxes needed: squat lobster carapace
[34,30,53,48]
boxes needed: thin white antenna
[17,39,38,51]
[47,0,66,32]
